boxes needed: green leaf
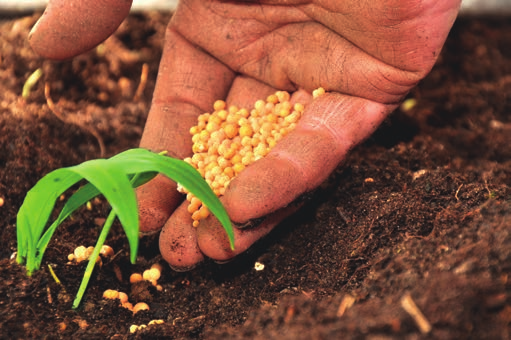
[16,170,83,272]
[34,172,158,269]
[65,159,139,263]
[17,147,234,284]
[108,148,234,249]
[17,158,139,272]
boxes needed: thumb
[29,0,132,60]
[223,93,397,223]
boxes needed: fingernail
[28,17,41,40]
[169,264,197,272]
[233,216,265,229]
[214,259,233,265]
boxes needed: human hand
[29,0,461,271]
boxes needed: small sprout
[130,273,143,284]
[156,285,163,292]
[0,197,4,207]
[103,289,119,300]
[16,148,234,309]
[22,68,43,99]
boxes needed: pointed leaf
[34,171,158,267]
[65,159,139,263]
[16,169,83,270]
[108,148,234,248]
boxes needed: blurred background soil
[0,12,510,339]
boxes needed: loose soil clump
[1,12,510,339]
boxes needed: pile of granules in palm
[178,88,326,227]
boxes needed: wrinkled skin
[30,0,461,270]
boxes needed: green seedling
[16,148,234,308]
[22,68,43,99]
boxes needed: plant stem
[72,209,117,309]
[72,173,142,309]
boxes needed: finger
[138,25,235,232]
[223,94,396,223]
[29,0,132,60]
[156,76,302,260]
[159,202,204,271]
[301,0,461,74]
[137,174,182,234]
[197,203,302,262]
[230,22,419,104]
[238,0,460,74]
[140,26,236,154]
[174,1,459,104]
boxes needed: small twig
[336,206,350,224]
[455,184,463,201]
[400,292,432,334]
[336,294,355,317]
[47,264,61,285]
[134,63,149,101]
[46,286,53,304]
[72,208,117,309]
[44,82,106,157]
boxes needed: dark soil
[1,11,511,340]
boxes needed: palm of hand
[137,0,459,269]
